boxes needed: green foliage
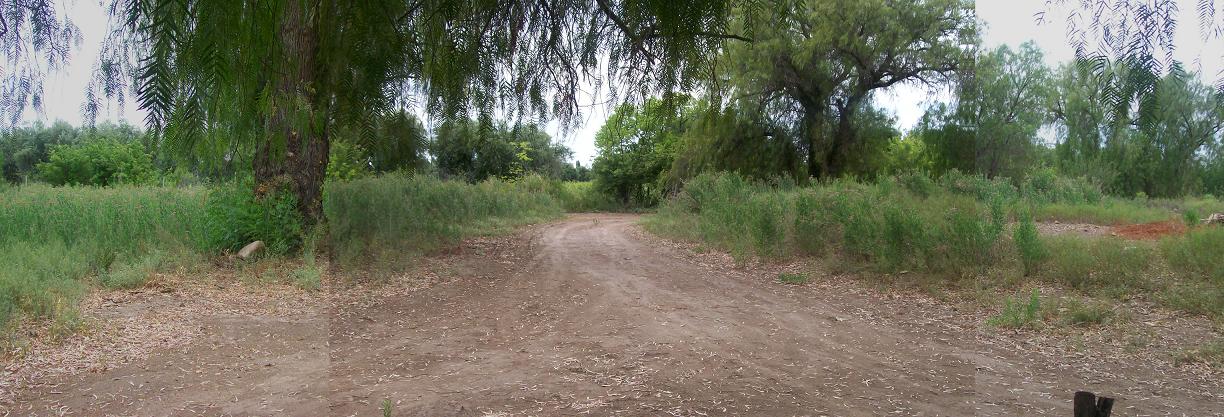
[290,264,322,291]
[1056,299,1116,326]
[647,172,1006,276]
[204,184,304,256]
[592,97,693,206]
[0,184,209,328]
[1173,340,1224,367]
[1183,208,1201,228]
[1160,226,1224,283]
[433,120,573,182]
[919,43,1052,179]
[556,181,624,213]
[1040,237,1155,298]
[327,140,373,181]
[726,0,976,177]
[1013,212,1046,276]
[777,273,808,285]
[102,250,168,289]
[324,173,563,266]
[987,289,1043,329]
[38,139,155,186]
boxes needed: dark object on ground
[1074,391,1114,417]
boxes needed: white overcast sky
[25,1,1224,165]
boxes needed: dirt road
[13,214,1223,416]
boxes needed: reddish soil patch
[1112,220,1187,240]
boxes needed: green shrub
[938,169,1018,202]
[204,184,304,256]
[1057,299,1116,326]
[37,140,154,186]
[895,171,937,198]
[1013,212,1046,276]
[1021,168,1102,204]
[988,289,1042,328]
[1183,208,1201,228]
[556,181,622,212]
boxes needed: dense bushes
[204,185,304,255]
[37,140,155,186]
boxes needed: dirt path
[12,214,1223,416]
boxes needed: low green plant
[0,184,209,329]
[1173,339,1224,366]
[204,183,304,256]
[1040,237,1154,298]
[101,250,168,289]
[1183,208,1201,228]
[987,289,1043,328]
[290,264,322,291]
[1160,226,1224,283]
[1057,299,1116,326]
[1013,212,1045,276]
[777,272,809,285]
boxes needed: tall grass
[0,184,210,328]
[324,173,565,266]
[647,172,1224,320]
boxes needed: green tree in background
[592,97,693,204]
[60,0,741,222]
[919,42,1053,179]
[37,139,154,186]
[724,0,975,178]
[433,120,573,182]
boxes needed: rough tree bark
[254,0,330,223]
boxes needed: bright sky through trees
[20,1,1224,165]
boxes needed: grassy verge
[324,173,566,269]
[0,184,210,332]
[645,172,1224,322]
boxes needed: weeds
[1013,212,1045,276]
[988,289,1043,329]
[648,172,1224,321]
[324,173,564,267]
[777,273,809,285]
[1173,340,1224,366]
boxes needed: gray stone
[238,240,265,259]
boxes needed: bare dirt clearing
[7,214,1223,416]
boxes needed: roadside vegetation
[644,172,1224,323]
[0,115,609,338]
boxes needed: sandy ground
[6,214,1223,416]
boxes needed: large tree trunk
[803,112,826,179]
[254,0,329,223]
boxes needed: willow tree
[1,0,80,126]
[21,0,739,221]
[724,0,975,178]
